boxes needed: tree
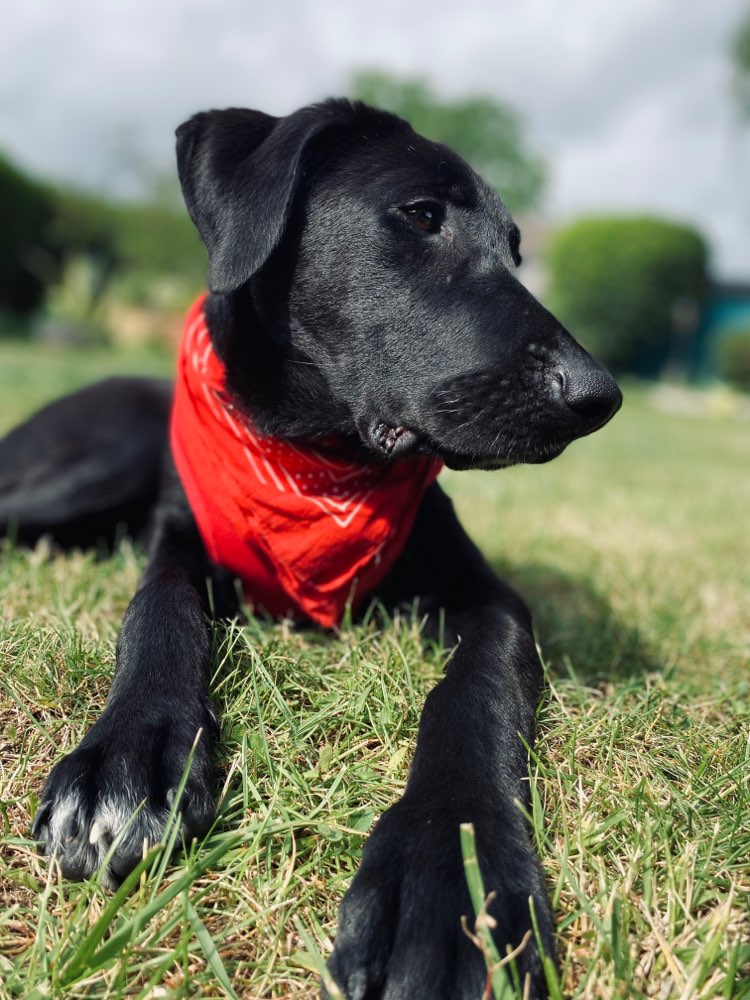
[0,153,59,316]
[732,9,750,118]
[351,71,545,212]
[547,216,709,374]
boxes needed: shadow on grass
[491,559,661,683]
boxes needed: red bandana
[169,297,443,628]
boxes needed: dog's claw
[31,800,51,842]
[346,970,367,1000]
[88,819,106,845]
[61,812,80,844]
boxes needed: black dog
[1,99,621,999]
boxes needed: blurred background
[1,0,750,398]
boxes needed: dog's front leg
[32,466,224,887]
[328,484,555,1000]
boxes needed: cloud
[1,0,747,277]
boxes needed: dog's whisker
[453,410,486,433]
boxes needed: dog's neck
[204,290,358,446]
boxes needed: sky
[2,0,748,280]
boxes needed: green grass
[1,341,749,998]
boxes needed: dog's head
[176,99,621,470]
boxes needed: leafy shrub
[0,153,59,315]
[48,189,205,306]
[107,199,206,299]
[547,216,708,373]
[715,328,750,391]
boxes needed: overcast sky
[2,0,748,279]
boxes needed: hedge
[0,154,58,315]
[546,216,709,373]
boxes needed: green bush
[49,193,206,311]
[0,147,207,330]
[0,153,59,315]
[715,328,750,391]
[546,216,709,372]
[108,199,206,292]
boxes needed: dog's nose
[553,359,622,429]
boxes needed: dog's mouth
[364,420,422,460]
[436,439,569,470]
[363,416,569,470]
[436,441,570,471]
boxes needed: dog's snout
[553,360,622,429]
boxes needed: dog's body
[1,100,621,999]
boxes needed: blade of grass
[186,898,239,999]
[460,821,517,1000]
[293,917,345,1000]
[58,845,162,985]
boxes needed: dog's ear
[176,102,356,293]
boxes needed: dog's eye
[402,201,444,234]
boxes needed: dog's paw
[31,699,217,888]
[326,799,554,1000]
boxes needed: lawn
[1,340,749,999]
